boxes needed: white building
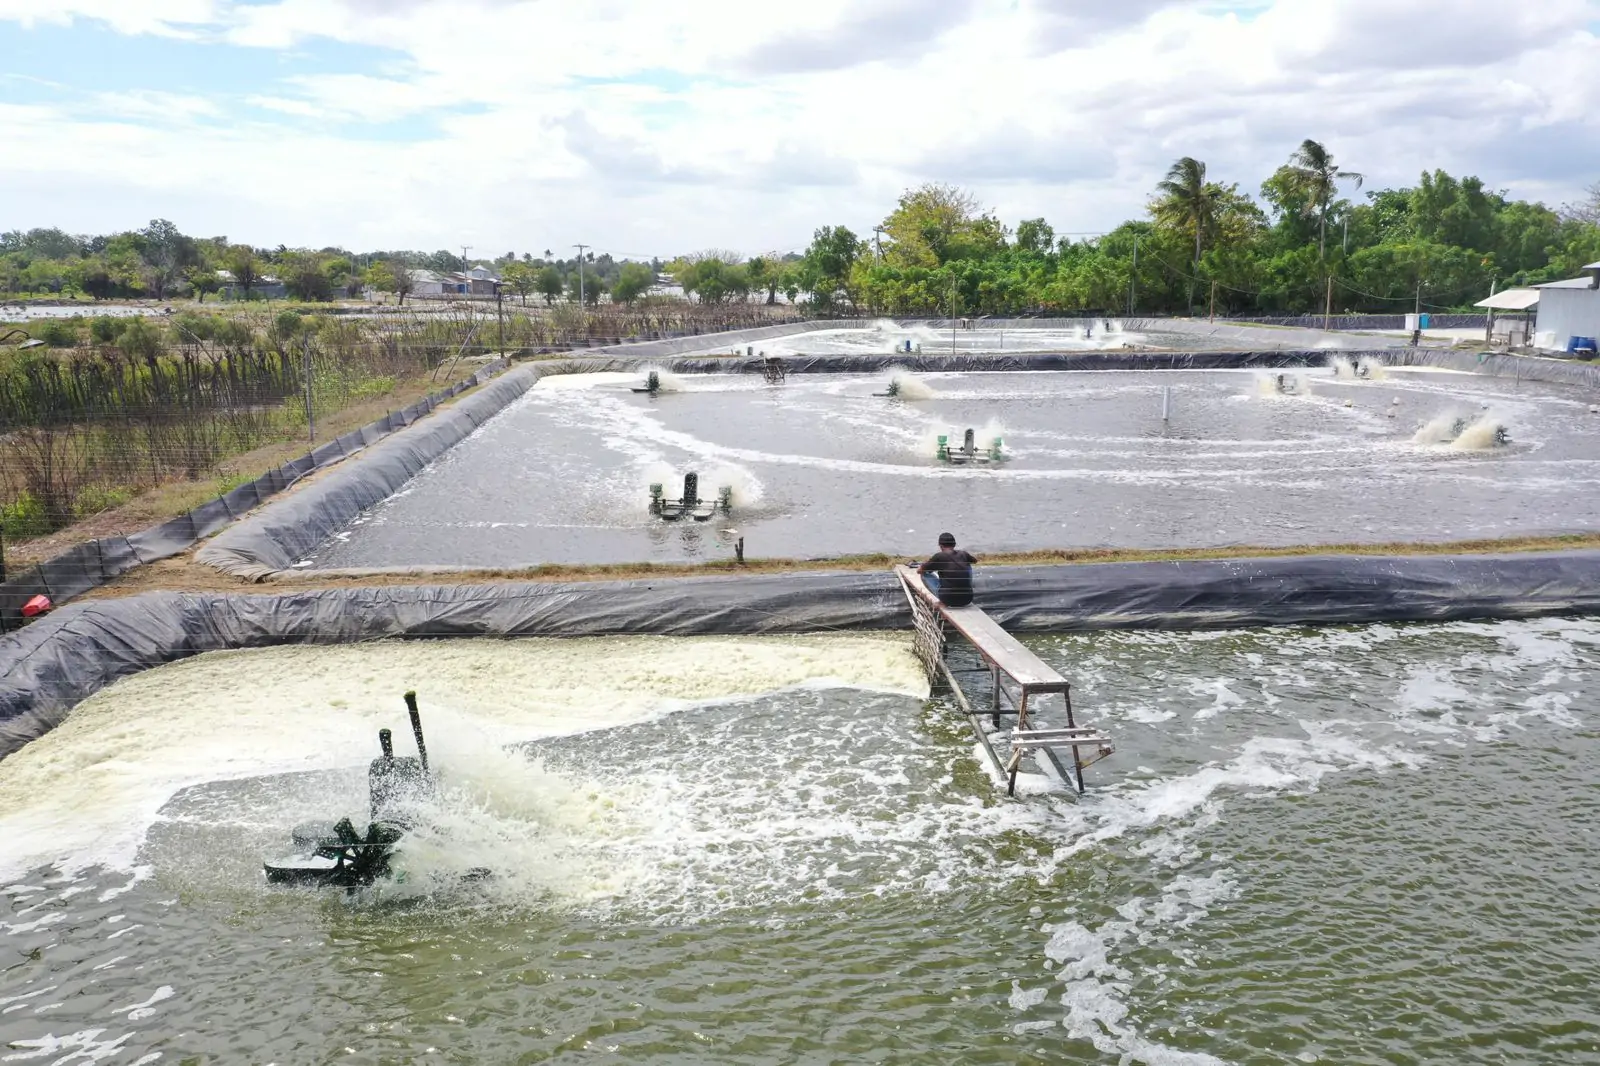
[408,269,446,296]
[1533,262,1600,352]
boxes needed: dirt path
[77,533,1600,601]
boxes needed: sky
[1,0,1598,260]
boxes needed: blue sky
[0,0,1597,256]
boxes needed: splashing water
[917,418,1007,460]
[639,461,763,509]
[638,365,683,392]
[1412,411,1509,448]
[0,636,924,881]
[1451,415,1510,451]
[1254,370,1313,397]
[1412,412,1463,444]
[884,366,939,400]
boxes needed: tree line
[0,227,676,308]
[5,143,1598,316]
[763,144,1600,317]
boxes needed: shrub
[0,491,52,539]
[90,315,129,344]
[36,318,79,348]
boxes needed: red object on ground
[21,594,51,617]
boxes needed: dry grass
[281,533,1600,581]
[6,368,493,567]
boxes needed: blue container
[1418,313,1431,329]
[1568,336,1598,354]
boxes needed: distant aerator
[937,428,1005,464]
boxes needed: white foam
[0,634,925,881]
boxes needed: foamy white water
[2,619,1597,1064]
[0,634,924,881]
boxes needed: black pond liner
[6,551,1600,759]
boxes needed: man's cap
[938,532,956,546]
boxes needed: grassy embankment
[305,533,1600,581]
[84,532,1600,599]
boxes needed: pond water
[2,620,1596,1063]
[305,364,1600,569]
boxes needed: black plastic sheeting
[6,550,1600,760]
[196,366,540,579]
[0,360,510,630]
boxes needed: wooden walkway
[894,565,1113,795]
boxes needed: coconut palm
[1289,140,1363,260]
[1152,157,1223,313]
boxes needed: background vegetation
[6,139,1600,549]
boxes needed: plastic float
[263,692,486,889]
[936,428,1005,464]
[649,471,733,522]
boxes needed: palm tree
[1289,140,1362,260]
[1153,157,1222,314]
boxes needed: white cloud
[0,0,1597,255]
[0,0,219,37]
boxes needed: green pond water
[2,620,1597,1064]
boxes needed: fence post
[303,333,315,444]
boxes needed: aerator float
[632,370,663,395]
[937,428,1005,464]
[649,471,733,521]
[264,691,481,890]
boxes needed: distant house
[649,272,685,299]
[216,269,288,301]
[445,266,501,296]
[408,270,446,296]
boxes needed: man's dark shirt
[923,549,977,606]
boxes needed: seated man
[918,532,977,607]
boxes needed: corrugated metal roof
[1535,277,1600,289]
[1476,288,1541,309]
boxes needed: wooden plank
[894,566,1064,689]
[1012,728,1106,740]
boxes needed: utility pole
[303,333,315,444]
[1343,216,1350,255]
[460,245,472,273]
[873,225,885,261]
[1486,276,1498,345]
[1210,281,1218,323]
[1324,275,1333,331]
[1129,233,1139,317]
[495,283,504,352]
[949,278,959,355]
[573,243,589,308]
